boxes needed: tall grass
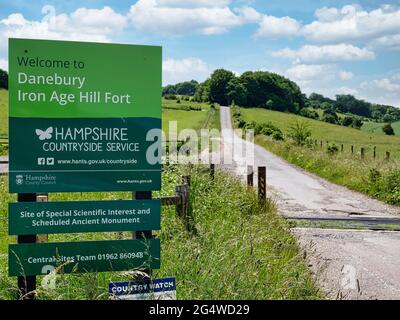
[256,135,400,206]
[0,166,319,300]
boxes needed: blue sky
[1,0,400,106]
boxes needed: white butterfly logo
[35,127,53,140]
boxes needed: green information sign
[8,38,162,193]
[9,199,160,235]
[9,239,160,276]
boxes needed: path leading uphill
[219,106,400,300]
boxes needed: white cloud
[371,78,400,92]
[0,59,7,71]
[339,71,353,80]
[128,0,250,35]
[156,0,231,7]
[359,75,400,106]
[337,86,358,95]
[286,64,335,80]
[272,44,375,63]
[0,6,127,66]
[370,34,400,51]
[163,57,212,85]
[255,15,300,38]
[0,7,126,42]
[302,4,400,44]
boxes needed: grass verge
[0,165,319,300]
[256,135,400,206]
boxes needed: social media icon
[38,157,46,165]
[46,157,54,165]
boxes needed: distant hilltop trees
[163,68,400,124]
[0,69,7,90]
[162,80,199,96]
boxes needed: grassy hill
[241,108,400,159]
[162,98,219,136]
[361,120,400,136]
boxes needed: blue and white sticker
[109,277,176,300]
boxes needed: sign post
[8,38,162,299]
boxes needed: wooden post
[373,146,376,159]
[247,165,254,187]
[17,193,37,300]
[176,184,190,230]
[386,151,390,161]
[182,175,191,187]
[36,194,48,243]
[258,166,266,203]
[351,145,354,154]
[341,144,344,152]
[361,148,365,160]
[210,163,215,181]
[320,140,323,148]
[133,191,153,277]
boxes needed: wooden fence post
[182,175,191,187]
[351,145,354,154]
[361,148,365,160]
[176,184,190,230]
[373,146,376,159]
[210,163,215,181]
[36,194,48,243]
[258,166,266,203]
[247,165,254,187]
[386,151,390,161]
[341,144,344,152]
[320,140,323,148]
[17,193,37,300]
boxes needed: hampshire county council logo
[35,127,53,140]
[15,175,23,185]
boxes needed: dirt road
[219,106,400,299]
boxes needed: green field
[361,120,400,136]
[241,108,400,160]
[237,107,400,206]
[0,166,318,300]
[162,98,219,136]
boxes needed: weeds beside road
[0,165,319,300]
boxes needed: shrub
[382,123,395,135]
[272,130,284,141]
[326,143,339,155]
[288,121,311,146]
[368,168,381,183]
[164,94,177,100]
[299,108,319,120]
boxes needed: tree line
[163,68,400,127]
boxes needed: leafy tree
[0,69,7,89]
[299,108,319,120]
[226,78,247,106]
[193,79,211,102]
[162,80,198,96]
[335,94,371,117]
[239,71,304,111]
[322,108,339,124]
[209,69,235,105]
[383,123,395,136]
[352,118,363,129]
